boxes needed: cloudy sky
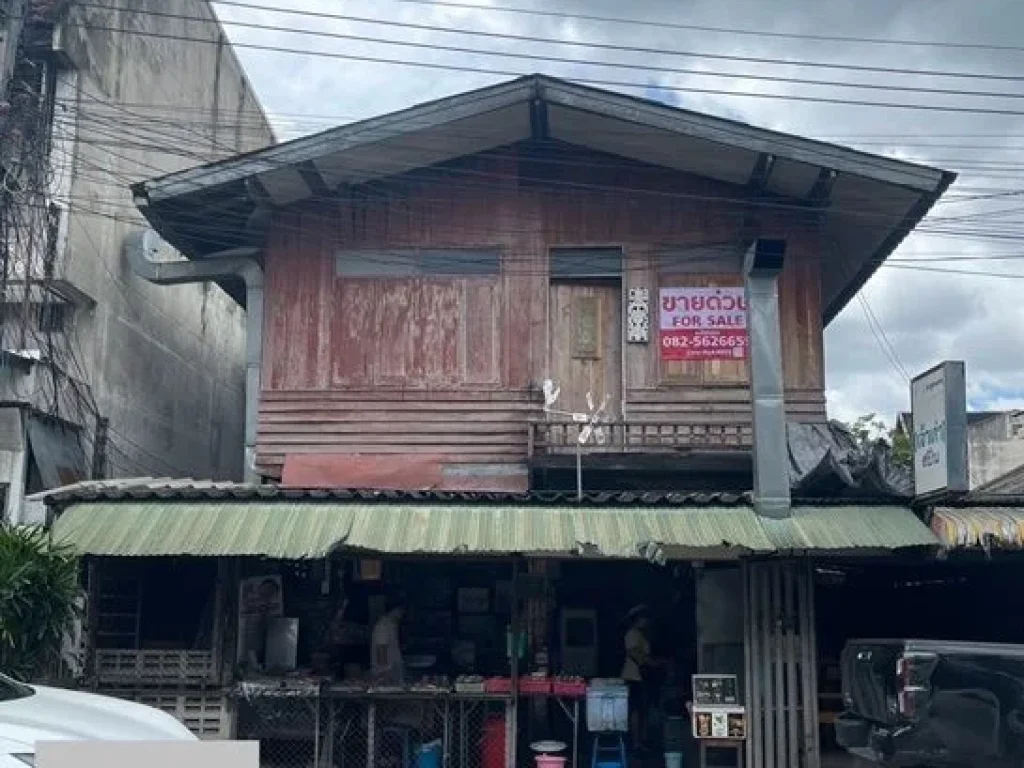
[212,0,1024,425]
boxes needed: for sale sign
[659,287,748,361]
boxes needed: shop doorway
[539,561,697,766]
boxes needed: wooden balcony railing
[529,420,753,456]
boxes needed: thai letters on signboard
[659,287,748,362]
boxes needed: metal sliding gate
[743,560,820,768]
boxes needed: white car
[0,673,196,768]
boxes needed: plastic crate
[587,681,628,732]
[455,678,486,695]
[552,680,587,698]
[519,677,552,696]
[484,677,512,694]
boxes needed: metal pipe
[744,238,791,519]
[125,229,263,483]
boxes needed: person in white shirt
[371,601,406,685]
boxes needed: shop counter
[320,685,515,768]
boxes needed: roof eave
[136,75,540,205]
[137,74,950,209]
[538,77,949,193]
[824,169,958,325]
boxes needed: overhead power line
[858,294,909,382]
[48,95,1024,144]
[64,0,1018,84]
[883,263,1024,279]
[56,5,1024,101]
[65,22,1024,117]
[62,4,1024,101]
[336,0,1024,53]
[64,100,1024,243]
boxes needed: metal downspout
[744,238,791,519]
[124,229,263,483]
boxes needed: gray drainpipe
[744,238,791,519]
[124,229,263,483]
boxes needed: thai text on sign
[659,287,748,361]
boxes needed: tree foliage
[846,413,913,471]
[0,524,80,681]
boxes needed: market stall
[232,558,523,768]
[228,555,752,768]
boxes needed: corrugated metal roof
[52,502,774,559]
[342,505,775,558]
[51,503,357,559]
[930,507,1024,550]
[764,505,938,551]
[51,499,938,559]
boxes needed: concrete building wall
[969,412,1024,489]
[47,0,274,479]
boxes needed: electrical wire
[858,294,909,382]
[338,0,1024,54]
[57,0,1024,87]
[60,21,1024,117]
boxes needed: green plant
[0,524,80,681]
[844,413,912,472]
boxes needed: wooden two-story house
[130,75,953,493]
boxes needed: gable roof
[132,74,954,322]
[897,410,1014,435]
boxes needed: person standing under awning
[622,605,656,748]
[371,598,406,685]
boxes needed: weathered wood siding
[258,143,826,480]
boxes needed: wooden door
[548,281,622,418]
[743,560,820,768]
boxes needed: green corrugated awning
[50,501,939,559]
[51,503,358,559]
[52,502,775,559]
[341,505,775,558]
[762,505,940,552]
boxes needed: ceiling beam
[298,160,333,198]
[808,168,838,207]
[746,152,776,192]
[529,98,549,141]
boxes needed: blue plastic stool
[591,733,628,768]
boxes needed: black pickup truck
[836,639,1024,767]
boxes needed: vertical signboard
[659,287,748,361]
[911,361,968,497]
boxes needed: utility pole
[0,0,27,99]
